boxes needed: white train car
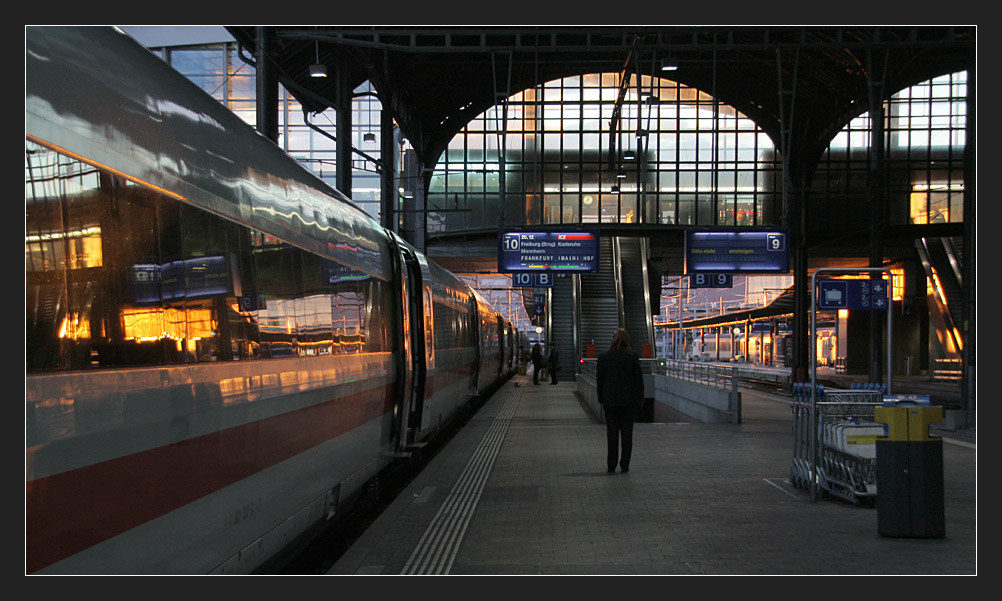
[25,26,513,574]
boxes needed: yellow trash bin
[874,401,945,538]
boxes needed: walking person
[596,328,644,473]
[531,342,544,385]
[547,346,560,384]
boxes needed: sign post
[808,267,893,503]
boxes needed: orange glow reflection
[122,306,215,340]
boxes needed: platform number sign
[503,233,520,251]
[766,233,785,252]
[690,273,733,288]
[512,272,554,288]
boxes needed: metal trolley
[791,385,884,505]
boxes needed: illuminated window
[822,71,967,226]
[429,73,781,230]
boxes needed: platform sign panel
[689,273,733,288]
[817,279,888,311]
[512,272,554,288]
[685,230,789,273]
[534,293,546,315]
[498,230,599,273]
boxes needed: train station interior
[120,25,974,419]
[26,25,977,575]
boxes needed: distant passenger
[531,343,544,385]
[596,328,644,473]
[547,346,560,385]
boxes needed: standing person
[596,328,644,473]
[531,342,544,385]
[547,346,560,385]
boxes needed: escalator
[916,236,964,357]
[616,236,655,357]
[578,236,620,355]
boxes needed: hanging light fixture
[363,132,376,142]
[661,57,678,71]
[310,40,326,78]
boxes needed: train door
[387,238,414,451]
[413,252,436,434]
[470,296,481,396]
[496,315,505,380]
[388,234,428,451]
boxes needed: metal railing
[654,359,737,390]
[932,358,962,382]
[581,358,735,391]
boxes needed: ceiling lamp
[310,40,326,78]
[661,57,678,71]
[363,132,376,143]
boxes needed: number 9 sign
[766,233,785,251]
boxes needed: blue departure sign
[685,230,790,273]
[512,272,554,288]
[499,230,599,273]
[817,279,889,311]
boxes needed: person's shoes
[620,466,629,472]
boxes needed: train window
[25,142,395,373]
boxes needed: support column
[867,48,888,384]
[791,181,809,383]
[380,106,396,231]
[335,58,352,196]
[961,65,976,415]
[255,27,279,144]
[417,169,430,254]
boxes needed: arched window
[428,73,782,232]
[819,70,967,226]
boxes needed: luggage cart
[791,387,884,505]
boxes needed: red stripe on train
[25,383,393,573]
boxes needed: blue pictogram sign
[817,279,889,311]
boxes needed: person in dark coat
[531,343,544,385]
[596,328,644,473]
[547,346,560,384]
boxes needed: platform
[328,373,977,575]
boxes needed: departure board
[498,230,600,272]
[685,230,790,273]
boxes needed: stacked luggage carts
[790,383,886,505]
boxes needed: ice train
[25,26,519,574]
